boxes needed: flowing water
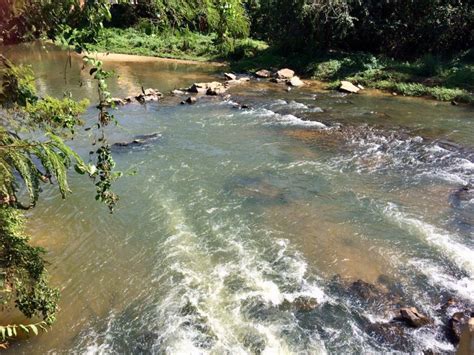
[2,42,473,354]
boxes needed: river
[2,42,473,354]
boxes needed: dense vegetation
[248,0,473,58]
[0,1,120,345]
[2,1,473,102]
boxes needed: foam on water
[147,196,328,353]
[410,260,474,302]
[339,128,474,185]
[383,202,474,276]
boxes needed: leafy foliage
[0,1,121,346]
[248,0,474,58]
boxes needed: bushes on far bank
[87,27,267,61]
[248,0,474,59]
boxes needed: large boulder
[288,76,304,87]
[276,68,295,79]
[255,69,271,78]
[339,81,361,94]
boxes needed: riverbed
[2,42,473,354]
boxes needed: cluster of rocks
[254,67,305,88]
[108,88,163,106]
[355,280,473,352]
[175,73,251,105]
[254,67,365,94]
[106,68,366,111]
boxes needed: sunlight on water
[2,42,473,354]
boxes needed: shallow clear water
[2,43,473,354]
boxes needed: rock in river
[255,69,271,78]
[136,88,163,103]
[339,81,361,94]
[288,76,304,87]
[395,307,431,328]
[224,72,237,80]
[276,68,295,79]
[112,133,162,150]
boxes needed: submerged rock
[339,81,361,94]
[279,296,319,312]
[112,133,162,150]
[365,322,410,351]
[395,307,431,328]
[255,69,271,78]
[276,68,295,79]
[292,296,319,312]
[242,332,266,354]
[349,280,380,299]
[449,184,473,208]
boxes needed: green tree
[0,0,120,346]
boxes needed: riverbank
[231,48,474,104]
[87,29,473,104]
[86,27,267,63]
[13,24,467,105]
[90,52,226,67]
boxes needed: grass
[231,48,474,104]
[86,27,267,62]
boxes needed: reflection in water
[1,43,473,354]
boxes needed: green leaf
[74,164,86,175]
